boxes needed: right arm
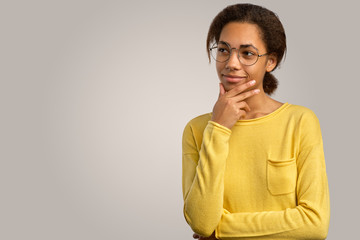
[182,120,231,237]
[182,81,259,237]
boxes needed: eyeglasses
[209,41,268,66]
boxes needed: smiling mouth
[222,75,248,83]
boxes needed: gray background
[1,0,359,239]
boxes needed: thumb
[219,82,226,97]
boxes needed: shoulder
[286,103,323,144]
[182,113,212,153]
[285,103,320,124]
[183,113,212,136]
[184,113,212,130]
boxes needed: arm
[215,112,330,239]
[182,120,231,237]
[182,82,259,237]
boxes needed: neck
[242,89,282,120]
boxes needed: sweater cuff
[208,121,232,135]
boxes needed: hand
[193,231,217,240]
[211,81,260,129]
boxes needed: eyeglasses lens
[210,43,259,66]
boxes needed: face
[215,22,277,91]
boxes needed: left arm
[215,111,330,239]
[215,143,330,239]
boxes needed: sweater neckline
[234,102,290,125]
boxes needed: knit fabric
[182,103,330,239]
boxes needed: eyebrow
[218,41,259,51]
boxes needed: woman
[182,3,330,240]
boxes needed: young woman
[182,4,330,240]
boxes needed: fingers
[212,80,260,129]
[233,88,260,103]
[226,79,257,98]
[193,232,217,240]
[219,82,226,97]
[193,233,200,239]
[237,101,251,112]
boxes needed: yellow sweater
[182,103,330,240]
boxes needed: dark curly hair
[206,4,286,95]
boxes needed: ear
[266,54,277,72]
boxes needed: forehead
[219,22,265,49]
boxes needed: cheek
[216,62,224,78]
[247,65,267,79]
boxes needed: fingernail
[250,80,256,85]
[254,89,260,93]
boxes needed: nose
[225,48,242,70]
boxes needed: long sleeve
[215,110,330,239]
[182,105,330,240]
[215,143,330,239]
[182,120,231,237]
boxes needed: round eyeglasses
[209,42,268,66]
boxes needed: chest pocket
[267,157,297,195]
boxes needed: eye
[240,49,257,59]
[218,47,230,54]
[243,51,255,56]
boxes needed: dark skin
[192,80,257,240]
[211,79,259,129]
[193,232,217,240]
[213,22,281,128]
[192,22,281,239]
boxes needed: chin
[222,83,236,92]
[224,86,233,92]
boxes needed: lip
[222,74,248,83]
